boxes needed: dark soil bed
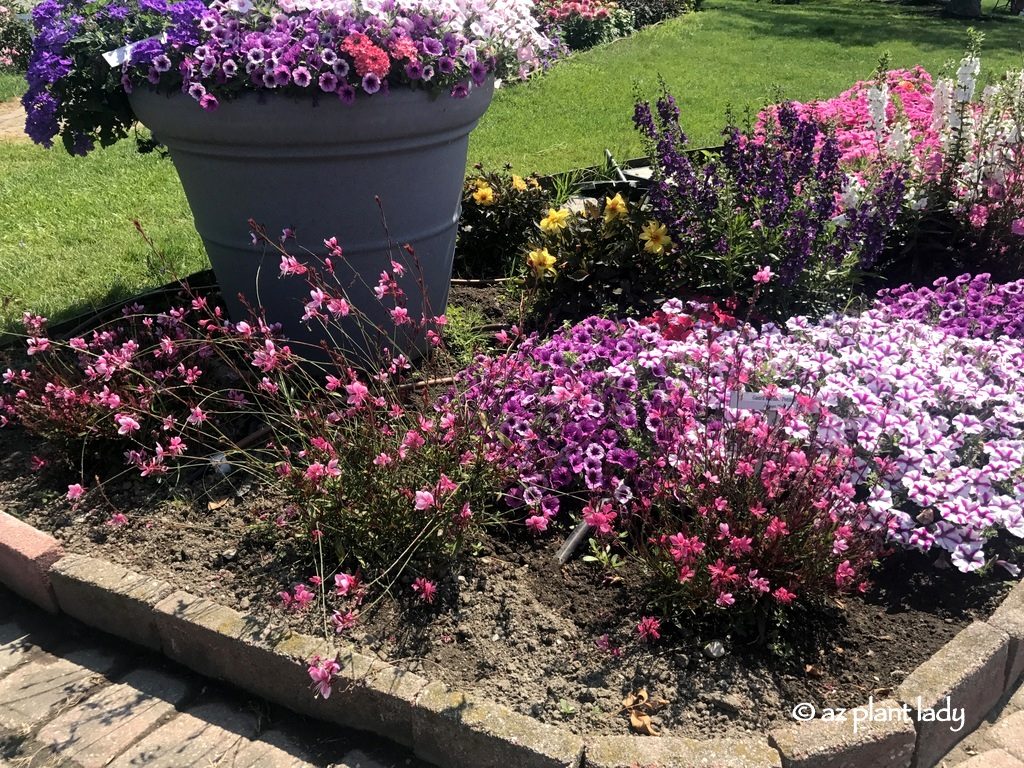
[0,426,1013,740]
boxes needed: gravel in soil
[1,427,1014,740]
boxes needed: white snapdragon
[886,121,909,157]
[839,174,863,209]
[954,55,980,104]
[931,78,952,133]
[866,83,889,142]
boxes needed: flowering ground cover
[2,0,1024,748]
[2,230,1022,728]
[0,419,1011,737]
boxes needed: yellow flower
[539,207,571,234]
[639,221,673,255]
[603,192,628,224]
[527,247,557,277]
[472,177,489,189]
[512,175,528,192]
[473,184,495,206]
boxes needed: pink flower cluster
[544,0,612,21]
[0,302,235,478]
[788,67,938,168]
[457,301,882,615]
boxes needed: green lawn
[0,72,25,102]
[0,141,205,330]
[1,0,1022,329]
[470,0,1024,173]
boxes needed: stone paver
[1009,684,1024,713]
[0,587,429,768]
[769,697,915,768]
[333,751,391,768]
[107,701,260,768]
[938,677,1024,766]
[234,730,317,768]
[898,621,1009,768]
[988,710,1024,762]
[0,589,428,768]
[0,647,118,730]
[0,620,33,676]
[0,511,64,612]
[35,668,193,768]
[957,749,1024,768]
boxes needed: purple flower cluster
[456,314,668,534]
[457,300,1024,575]
[632,91,908,319]
[22,0,546,153]
[454,303,880,613]
[874,273,1024,340]
[22,0,78,148]
[22,0,203,151]
[152,2,500,113]
[761,309,1024,573]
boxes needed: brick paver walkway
[3,579,1022,768]
[0,587,432,768]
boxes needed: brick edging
[1,510,1022,768]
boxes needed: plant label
[102,35,167,67]
[729,389,796,412]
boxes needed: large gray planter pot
[128,80,494,363]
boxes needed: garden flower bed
[3,33,1024,767]
[0,424,1014,741]
[1,269,1020,744]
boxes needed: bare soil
[0,425,1012,740]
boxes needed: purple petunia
[361,72,381,94]
[404,60,423,80]
[20,0,544,153]
[318,72,338,92]
[337,83,356,104]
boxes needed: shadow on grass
[709,0,1024,54]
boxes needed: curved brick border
[1,510,1022,768]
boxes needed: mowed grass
[0,71,25,102]
[0,140,206,330]
[469,0,1024,173]
[0,0,1022,329]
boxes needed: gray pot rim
[128,78,495,148]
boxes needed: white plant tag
[102,34,166,67]
[729,389,796,412]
